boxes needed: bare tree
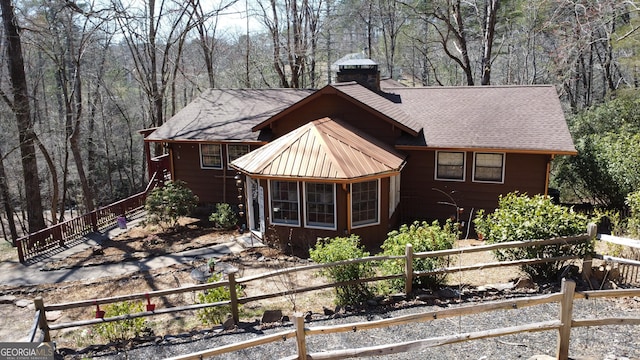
[113,0,194,129]
[0,0,46,232]
[257,0,322,88]
[188,0,238,89]
[480,0,498,85]
[378,0,407,79]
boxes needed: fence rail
[29,224,640,359]
[595,233,640,284]
[167,281,640,360]
[31,228,597,344]
[16,171,160,263]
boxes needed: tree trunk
[0,148,18,243]
[480,0,499,85]
[0,0,46,232]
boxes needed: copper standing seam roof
[230,117,406,181]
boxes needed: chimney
[336,59,380,92]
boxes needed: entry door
[248,178,265,237]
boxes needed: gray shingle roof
[331,83,421,135]
[147,84,576,155]
[146,88,314,142]
[388,85,577,154]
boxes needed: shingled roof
[230,117,406,181]
[390,85,577,154]
[147,84,575,155]
[252,82,421,136]
[146,88,314,142]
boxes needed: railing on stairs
[16,154,170,263]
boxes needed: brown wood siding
[170,143,259,205]
[399,151,550,227]
[270,94,403,146]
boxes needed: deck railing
[15,155,169,263]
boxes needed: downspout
[223,162,227,203]
[544,154,555,196]
[168,146,175,181]
[344,183,351,234]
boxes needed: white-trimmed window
[473,152,505,183]
[270,180,300,226]
[200,144,222,169]
[435,151,465,181]
[389,174,401,218]
[305,183,336,229]
[351,180,379,227]
[227,144,250,168]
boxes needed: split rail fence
[31,225,640,359]
[164,281,640,360]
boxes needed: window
[227,144,250,168]
[351,180,379,227]
[305,183,336,229]
[435,151,465,181]
[270,180,299,226]
[200,144,222,169]
[473,152,505,183]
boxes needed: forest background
[1,0,640,242]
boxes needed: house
[142,60,577,252]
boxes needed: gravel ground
[59,294,640,360]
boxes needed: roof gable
[232,117,406,180]
[252,83,421,136]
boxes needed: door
[247,178,265,238]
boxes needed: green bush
[145,180,198,229]
[93,301,146,343]
[309,235,374,305]
[627,190,640,239]
[209,203,238,230]
[379,220,457,292]
[552,94,640,207]
[473,192,592,283]
[196,272,239,326]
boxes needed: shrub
[309,235,374,305]
[209,203,238,230]
[145,180,198,229]
[93,301,146,343]
[196,272,239,326]
[379,220,457,292]
[473,192,592,283]
[626,190,640,239]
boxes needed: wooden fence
[593,233,640,285]
[15,171,160,263]
[30,230,598,349]
[165,281,640,360]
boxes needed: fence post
[405,243,413,296]
[293,313,307,360]
[556,279,576,360]
[587,222,597,239]
[90,210,98,232]
[33,298,50,342]
[228,271,239,324]
[17,238,25,263]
